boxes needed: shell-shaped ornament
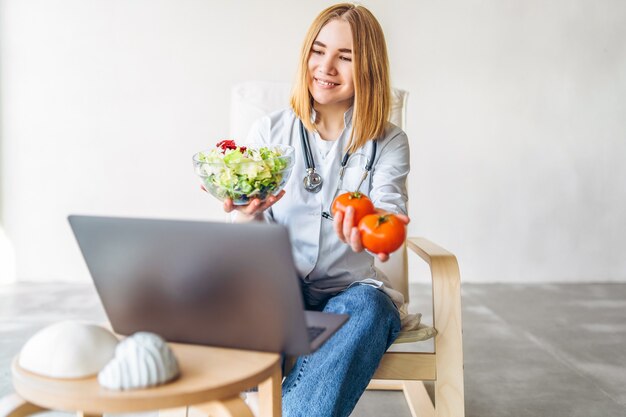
[19,321,119,378]
[98,332,180,390]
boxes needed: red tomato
[331,192,375,224]
[358,214,406,255]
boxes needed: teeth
[317,79,337,86]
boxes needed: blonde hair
[290,3,391,154]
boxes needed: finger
[350,227,363,253]
[259,190,286,211]
[257,201,272,212]
[242,199,262,215]
[377,253,390,262]
[395,214,410,224]
[273,189,286,203]
[257,198,272,212]
[223,198,234,213]
[343,206,355,241]
[334,210,346,243]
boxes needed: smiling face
[307,19,355,113]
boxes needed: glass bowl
[193,144,295,205]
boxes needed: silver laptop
[68,215,348,355]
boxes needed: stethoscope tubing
[299,119,316,170]
[299,119,377,193]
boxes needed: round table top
[12,342,281,414]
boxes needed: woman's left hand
[333,207,410,262]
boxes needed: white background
[1,0,625,284]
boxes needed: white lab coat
[246,107,409,308]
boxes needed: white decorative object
[98,332,179,390]
[19,321,119,378]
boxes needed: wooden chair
[231,81,465,417]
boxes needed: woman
[227,4,410,416]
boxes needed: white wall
[1,0,625,283]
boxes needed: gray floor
[1,282,625,416]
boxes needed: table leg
[0,393,47,417]
[159,407,187,417]
[190,396,253,417]
[76,412,102,417]
[258,363,282,417]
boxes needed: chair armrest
[407,237,464,406]
[406,238,461,303]
[406,237,457,268]
[406,235,462,325]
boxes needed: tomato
[357,213,406,255]
[331,192,375,224]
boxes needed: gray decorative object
[98,332,180,390]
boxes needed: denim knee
[325,284,401,346]
[326,284,397,316]
[281,284,402,417]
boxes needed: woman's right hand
[200,185,285,221]
[223,190,286,217]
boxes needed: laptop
[68,215,348,355]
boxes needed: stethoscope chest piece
[299,118,377,194]
[303,168,323,193]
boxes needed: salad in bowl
[193,140,295,205]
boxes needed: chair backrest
[230,81,410,302]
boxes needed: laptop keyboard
[307,326,326,342]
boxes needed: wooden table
[1,342,282,417]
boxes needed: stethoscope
[299,119,377,195]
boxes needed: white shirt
[246,107,410,308]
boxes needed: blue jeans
[282,284,401,417]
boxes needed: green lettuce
[197,145,289,203]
